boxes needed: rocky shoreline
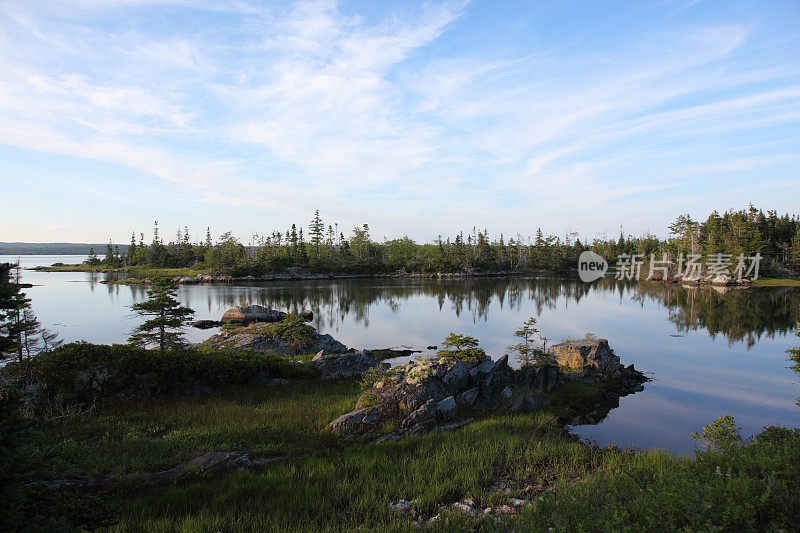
[203,306,650,443]
[32,264,528,284]
[325,337,648,443]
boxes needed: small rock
[451,502,476,516]
[389,499,415,513]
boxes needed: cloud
[0,0,799,241]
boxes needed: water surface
[5,255,800,454]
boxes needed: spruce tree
[129,276,194,353]
[0,263,24,361]
[86,247,99,266]
[309,209,324,256]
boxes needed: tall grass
[40,380,359,478]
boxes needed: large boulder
[313,351,384,380]
[203,327,348,357]
[481,354,513,397]
[441,361,470,392]
[221,305,286,325]
[514,364,560,393]
[509,394,552,414]
[548,338,620,381]
[328,402,396,440]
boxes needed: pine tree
[790,232,800,270]
[508,316,546,367]
[0,263,24,360]
[0,264,34,367]
[128,232,137,265]
[129,277,194,353]
[298,228,308,265]
[309,209,324,256]
[105,240,114,266]
[86,247,100,266]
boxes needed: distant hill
[0,242,129,255]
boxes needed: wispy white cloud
[0,0,799,241]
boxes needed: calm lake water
[5,255,800,454]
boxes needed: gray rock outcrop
[220,305,287,325]
[328,338,649,442]
[313,350,385,380]
[548,338,620,381]
[203,317,347,356]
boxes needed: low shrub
[9,342,317,406]
[435,333,487,365]
[259,313,318,350]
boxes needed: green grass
[102,414,800,532]
[752,278,800,287]
[111,412,589,532]
[30,372,800,531]
[38,380,359,478]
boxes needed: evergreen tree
[0,263,25,361]
[129,277,194,353]
[0,264,34,367]
[791,232,800,270]
[105,241,114,266]
[86,247,100,266]
[128,232,137,265]
[508,316,547,367]
[298,228,308,265]
[309,209,324,256]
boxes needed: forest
[90,206,800,276]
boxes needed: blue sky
[2,0,799,244]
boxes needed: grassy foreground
[31,378,800,532]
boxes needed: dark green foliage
[0,262,22,357]
[509,316,551,367]
[128,276,194,352]
[0,389,118,532]
[691,414,743,450]
[259,313,318,351]
[18,342,316,406]
[436,333,487,364]
[35,206,800,277]
[787,317,800,406]
[512,419,800,532]
[0,263,31,365]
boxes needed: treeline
[95,206,800,276]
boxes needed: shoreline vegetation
[29,263,800,288]
[3,205,800,530]
[2,264,800,530]
[1,312,799,530]
[14,205,800,285]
